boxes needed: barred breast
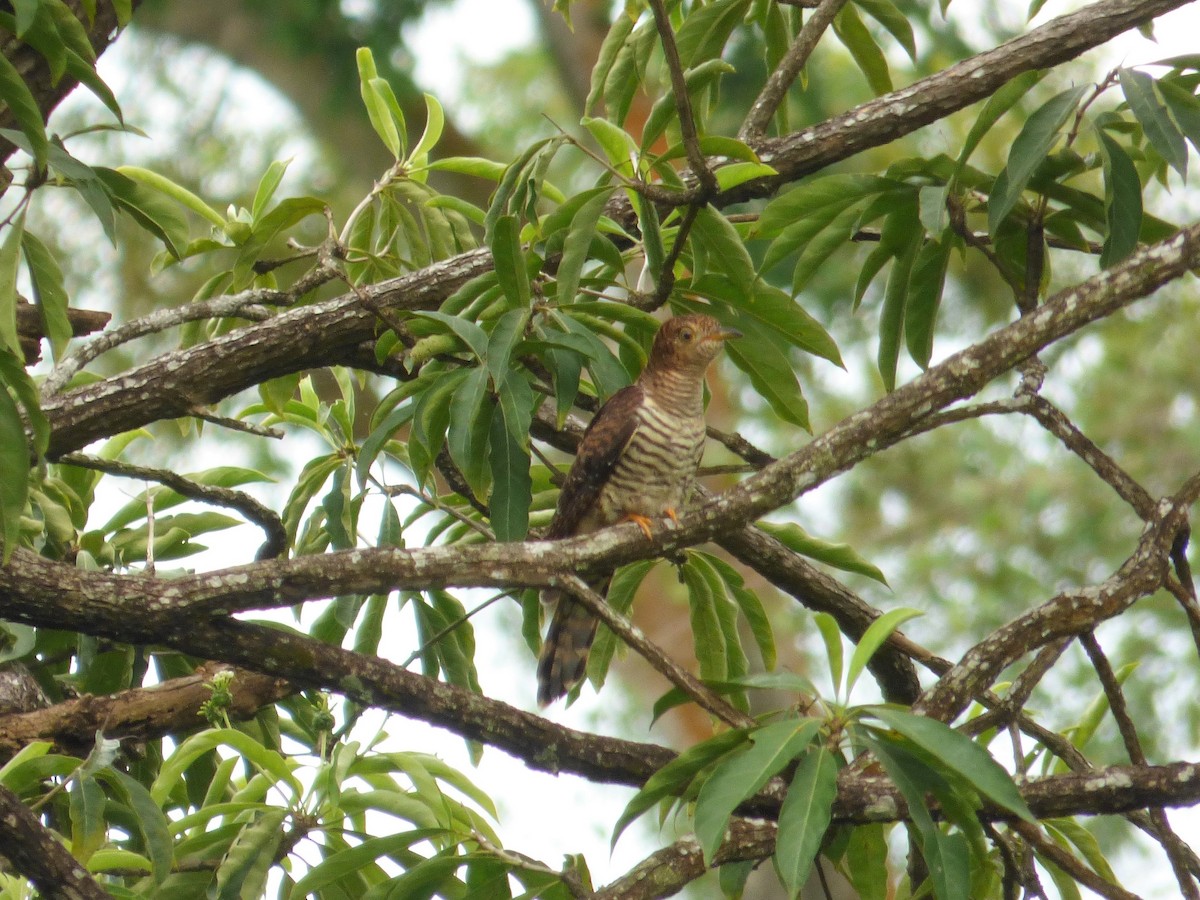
[592,390,706,526]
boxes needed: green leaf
[1097,129,1143,268]
[447,366,493,498]
[556,312,633,397]
[682,557,728,683]
[611,728,750,849]
[292,831,446,896]
[863,732,971,900]
[488,373,533,540]
[845,608,923,696]
[877,229,920,391]
[953,71,1044,183]
[674,0,752,69]
[12,0,37,36]
[1158,77,1200,154]
[690,205,757,287]
[409,369,467,488]
[426,156,508,181]
[1120,67,1188,177]
[869,707,1034,822]
[904,236,951,369]
[485,307,530,383]
[582,116,639,177]
[791,204,869,297]
[706,555,777,671]
[21,231,71,360]
[410,93,445,164]
[587,560,656,690]
[714,161,778,192]
[723,321,809,430]
[774,745,839,897]
[357,48,404,159]
[0,51,47,168]
[97,167,190,258]
[491,214,531,309]
[151,728,301,806]
[69,775,107,861]
[813,612,844,697]
[854,0,917,60]
[757,520,888,583]
[251,159,291,222]
[756,175,904,238]
[0,381,30,562]
[63,48,123,122]
[0,213,24,357]
[117,165,225,228]
[586,12,636,114]
[843,824,890,900]
[692,553,750,704]
[214,808,287,900]
[642,59,736,149]
[834,4,892,95]
[634,191,664,286]
[554,188,610,306]
[1044,818,1121,886]
[695,718,822,863]
[411,310,489,359]
[100,769,174,884]
[988,85,1088,234]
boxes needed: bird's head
[646,314,741,375]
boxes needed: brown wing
[545,384,643,539]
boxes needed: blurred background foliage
[49,0,1200,784]
[12,0,1200,892]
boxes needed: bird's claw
[625,513,655,540]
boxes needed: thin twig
[400,592,510,669]
[1022,394,1155,518]
[384,483,495,541]
[1010,820,1142,900]
[646,0,717,195]
[59,452,288,560]
[190,407,285,439]
[472,831,590,899]
[740,0,851,139]
[556,574,755,729]
[41,289,289,398]
[1081,632,1200,899]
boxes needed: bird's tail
[536,581,609,706]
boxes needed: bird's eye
[680,328,694,342]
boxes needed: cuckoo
[536,313,740,706]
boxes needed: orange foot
[663,507,679,527]
[622,513,655,540]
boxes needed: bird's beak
[716,327,742,342]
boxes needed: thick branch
[915,487,1195,723]
[731,0,1197,199]
[39,0,1189,458]
[0,784,109,899]
[0,664,293,761]
[7,553,1200,836]
[15,221,1200,627]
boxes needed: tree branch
[0,663,293,761]
[0,783,110,899]
[38,0,1190,459]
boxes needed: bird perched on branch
[537,313,740,706]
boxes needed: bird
[536,313,740,706]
